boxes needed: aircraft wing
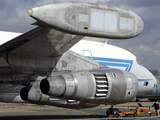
[0,27,46,56]
[0,26,84,58]
[0,26,84,74]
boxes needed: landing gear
[106,105,120,118]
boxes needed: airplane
[0,1,158,117]
[137,70,160,101]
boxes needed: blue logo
[92,57,133,72]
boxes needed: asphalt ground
[0,101,160,120]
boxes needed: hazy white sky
[0,0,160,70]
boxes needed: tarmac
[0,100,160,120]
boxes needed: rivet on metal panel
[85,61,89,66]
[72,56,77,61]
[70,66,75,70]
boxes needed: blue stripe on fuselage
[90,57,133,72]
[84,56,153,82]
[138,79,153,82]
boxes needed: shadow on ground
[0,115,107,120]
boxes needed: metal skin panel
[90,9,104,31]
[19,77,99,109]
[55,50,101,71]
[41,71,93,100]
[0,49,102,83]
[84,72,97,102]
[104,11,118,33]
[0,27,44,55]
[70,72,88,99]
[120,17,134,30]
[0,93,23,103]
[89,69,138,105]
[59,74,75,99]
[79,14,89,23]
[0,84,24,103]
[2,27,84,74]
[28,2,144,39]
[47,76,66,98]
[0,27,84,58]
[20,80,49,105]
[90,9,118,33]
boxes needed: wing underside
[0,27,84,74]
[0,27,84,58]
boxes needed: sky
[0,0,160,70]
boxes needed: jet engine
[20,81,99,108]
[20,81,49,105]
[40,68,138,105]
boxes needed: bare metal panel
[40,68,138,105]
[28,2,144,39]
[9,29,83,57]
[120,17,134,30]
[0,27,45,54]
[79,14,89,23]
[0,84,24,103]
[55,50,101,71]
[90,9,104,31]
[90,9,118,33]
[0,26,84,74]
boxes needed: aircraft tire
[106,108,119,118]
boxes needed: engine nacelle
[40,68,138,104]
[0,84,24,103]
[20,81,99,109]
[20,81,49,105]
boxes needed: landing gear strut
[106,105,120,118]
